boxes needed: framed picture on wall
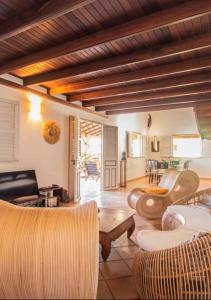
[127,131,142,158]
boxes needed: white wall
[109,113,148,180]
[0,85,69,188]
[148,108,211,178]
[0,76,111,189]
[0,76,148,189]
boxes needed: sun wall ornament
[43,121,61,144]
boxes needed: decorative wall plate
[43,121,61,144]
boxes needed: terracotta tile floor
[98,234,139,300]
[64,176,211,299]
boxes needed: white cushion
[137,228,200,251]
[163,205,211,233]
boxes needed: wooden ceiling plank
[62,56,211,96]
[67,71,211,100]
[0,0,95,41]
[24,32,211,86]
[95,94,211,111]
[82,83,211,107]
[106,101,211,115]
[1,0,211,75]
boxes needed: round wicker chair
[133,233,211,300]
[133,189,211,300]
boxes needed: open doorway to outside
[79,120,102,200]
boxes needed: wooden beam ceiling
[23,32,211,86]
[67,71,211,101]
[95,94,211,112]
[62,56,211,97]
[0,0,94,41]
[106,101,211,115]
[0,77,107,118]
[1,0,211,75]
[82,83,211,107]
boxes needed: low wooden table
[99,208,135,261]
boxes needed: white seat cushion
[137,228,200,251]
[163,205,211,233]
[137,204,211,252]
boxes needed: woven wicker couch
[128,170,199,219]
[133,189,211,300]
[0,200,99,299]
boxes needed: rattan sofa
[0,200,99,299]
[128,170,199,219]
[133,189,211,300]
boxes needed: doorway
[79,120,102,200]
[68,117,118,203]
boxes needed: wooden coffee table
[99,208,135,261]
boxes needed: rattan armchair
[128,170,199,219]
[0,200,99,299]
[133,189,211,299]
[175,187,211,207]
[133,233,211,300]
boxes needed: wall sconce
[151,136,160,152]
[27,93,42,121]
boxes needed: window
[0,99,19,162]
[172,134,202,158]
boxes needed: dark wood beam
[106,101,211,115]
[1,0,211,75]
[95,94,211,111]
[24,33,211,86]
[0,0,94,41]
[82,83,211,107]
[64,56,211,96]
[68,71,211,101]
